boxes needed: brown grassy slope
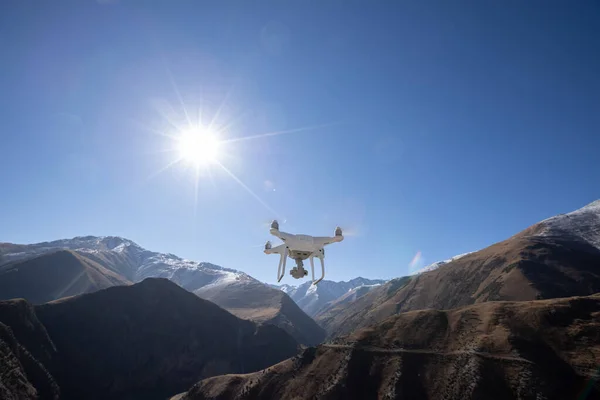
[0,250,132,304]
[196,279,326,346]
[0,300,61,400]
[34,277,300,400]
[177,293,600,400]
[316,226,600,338]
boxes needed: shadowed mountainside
[0,278,300,400]
[176,293,600,400]
[0,299,60,400]
[0,250,132,304]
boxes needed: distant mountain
[271,277,387,317]
[0,236,323,346]
[315,199,600,338]
[0,236,241,289]
[0,250,131,304]
[175,293,600,400]
[195,278,326,346]
[0,278,300,400]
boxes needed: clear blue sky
[1,0,599,284]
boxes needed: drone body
[264,220,344,285]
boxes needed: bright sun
[177,128,221,166]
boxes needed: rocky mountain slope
[175,293,600,400]
[271,277,386,317]
[0,236,323,346]
[315,199,600,338]
[0,299,60,400]
[0,278,300,400]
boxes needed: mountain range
[0,237,325,346]
[0,235,392,346]
[271,277,387,317]
[2,199,600,399]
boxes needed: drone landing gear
[309,255,326,285]
[275,248,326,285]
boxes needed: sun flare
[177,128,221,166]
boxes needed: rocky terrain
[0,278,300,400]
[175,293,600,400]
[315,200,600,338]
[0,299,60,400]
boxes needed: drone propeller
[259,217,287,230]
[335,224,360,237]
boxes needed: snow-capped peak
[413,252,475,275]
[272,277,388,317]
[0,235,247,291]
[580,199,600,211]
[413,199,600,276]
[536,199,600,250]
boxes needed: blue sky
[1,0,599,284]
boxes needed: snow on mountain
[407,199,600,277]
[535,199,600,250]
[272,277,387,317]
[0,236,248,292]
[0,236,389,318]
[0,235,334,346]
[269,284,297,295]
[412,252,475,275]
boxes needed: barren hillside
[177,293,600,400]
[316,205,600,337]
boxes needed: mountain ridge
[314,199,600,338]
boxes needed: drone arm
[313,235,343,248]
[264,243,285,255]
[270,228,294,242]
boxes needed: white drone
[264,220,344,285]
